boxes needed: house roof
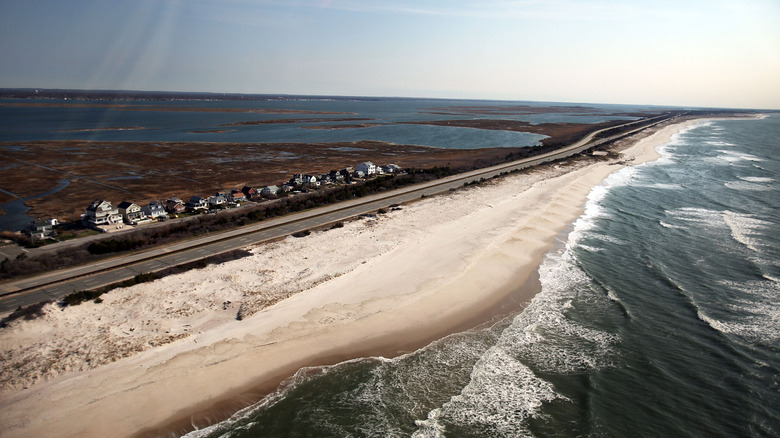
[118,201,137,209]
[86,200,111,211]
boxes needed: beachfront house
[141,201,167,219]
[186,196,209,211]
[241,186,256,199]
[356,161,377,175]
[27,218,58,240]
[302,175,319,187]
[83,200,122,227]
[165,198,186,214]
[118,201,147,224]
[230,189,247,203]
[260,185,280,198]
[384,163,402,174]
[208,194,228,208]
[290,174,304,187]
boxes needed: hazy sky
[2,0,779,108]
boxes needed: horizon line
[0,87,774,112]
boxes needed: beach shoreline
[0,118,704,438]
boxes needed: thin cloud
[221,0,696,21]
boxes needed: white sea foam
[722,211,771,252]
[181,357,382,438]
[645,182,683,190]
[715,150,764,164]
[569,166,635,248]
[763,274,780,283]
[422,348,562,437]
[705,140,735,147]
[725,180,773,191]
[738,176,774,183]
[698,279,780,346]
[414,246,618,436]
[665,207,723,228]
[659,220,684,230]
[576,243,605,252]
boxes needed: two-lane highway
[0,114,675,313]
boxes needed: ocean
[185,115,779,437]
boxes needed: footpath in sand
[0,120,700,438]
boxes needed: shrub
[87,238,145,254]
[0,300,51,327]
[62,290,103,306]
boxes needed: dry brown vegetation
[0,140,523,221]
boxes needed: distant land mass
[0,88,459,103]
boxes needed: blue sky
[1,0,779,108]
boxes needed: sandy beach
[0,119,702,437]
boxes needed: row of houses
[80,161,402,231]
[81,190,249,229]
[241,162,402,199]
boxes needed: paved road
[0,114,674,313]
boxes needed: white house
[141,201,167,219]
[208,194,228,208]
[230,190,248,203]
[83,200,122,227]
[28,218,58,240]
[261,185,280,198]
[302,175,319,187]
[356,161,376,175]
[118,201,147,224]
[186,196,209,210]
[384,163,402,173]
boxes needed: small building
[290,174,304,187]
[353,170,366,179]
[118,201,147,224]
[356,161,377,175]
[260,185,279,198]
[384,164,402,173]
[186,196,209,211]
[166,198,186,214]
[338,168,353,182]
[329,170,346,182]
[302,175,319,187]
[27,218,58,240]
[230,189,248,203]
[241,186,256,199]
[83,200,122,227]
[142,201,167,219]
[208,194,228,208]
